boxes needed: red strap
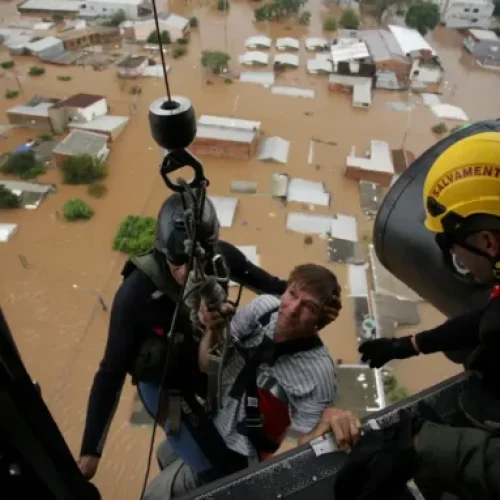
[490,285,500,300]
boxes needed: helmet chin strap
[454,240,500,283]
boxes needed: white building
[276,37,300,51]
[80,0,152,19]
[238,51,269,66]
[345,140,395,186]
[54,93,108,122]
[330,38,371,72]
[434,0,494,29]
[121,13,189,42]
[245,35,272,49]
[388,25,444,92]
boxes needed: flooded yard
[0,0,499,497]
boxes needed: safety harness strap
[229,307,323,456]
[122,252,188,434]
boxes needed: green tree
[57,75,72,81]
[113,215,157,255]
[0,151,45,179]
[217,0,230,10]
[103,9,126,27]
[173,45,186,58]
[147,30,171,44]
[299,10,311,25]
[5,89,19,99]
[339,8,360,29]
[29,66,45,76]
[432,122,447,134]
[0,185,21,209]
[494,0,500,15]
[37,134,53,142]
[323,15,337,31]
[1,60,15,69]
[63,199,94,221]
[189,16,199,27]
[51,13,64,22]
[274,0,307,16]
[201,50,230,74]
[59,154,107,185]
[405,1,440,36]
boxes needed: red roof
[54,93,105,109]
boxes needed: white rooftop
[271,86,315,98]
[238,51,269,65]
[348,264,369,298]
[286,213,358,242]
[257,136,290,164]
[240,71,275,86]
[208,196,238,228]
[388,24,436,56]
[274,53,299,67]
[276,37,300,50]
[33,22,54,30]
[469,29,498,41]
[245,35,272,49]
[68,115,129,132]
[431,104,469,121]
[287,178,330,207]
[19,0,80,11]
[330,40,370,63]
[8,102,54,117]
[307,58,333,73]
[305,37,328,50]
[87,0,145,4]
[0,223,18,243]
[346,140,394,174]
[163,13,189,30]
[196,115,261,144]
[26,36,62,52]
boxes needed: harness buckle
[243,416,264,429]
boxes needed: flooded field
[1,0,499,497]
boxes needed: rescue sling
[230,307,324,458]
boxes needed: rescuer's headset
[423,132,500,283]
[155,192,220,266]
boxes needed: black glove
[358,336,418,368]
[333,411,418,500]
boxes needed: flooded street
[0,0,499,497]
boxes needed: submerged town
[0,0,499,496]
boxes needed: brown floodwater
[0,1,499,497]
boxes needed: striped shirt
[213,295,337,458]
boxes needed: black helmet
[155,193,220,265]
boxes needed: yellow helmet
[423,132,500,235]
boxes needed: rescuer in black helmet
[78,192,340,481]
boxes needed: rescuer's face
[168,262,189,285]
[277,285,322,338]
[453,231,500,284]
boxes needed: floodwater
[0,0,499,497]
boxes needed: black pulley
[149,95,197,150]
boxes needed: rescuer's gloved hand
[358,336,418,368]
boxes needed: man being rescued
[144,263,341,499]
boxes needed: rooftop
[8,102,54,117]
[26,36,62,52]
[469,29,498,41]
[18,0,81,12]
[54,93,105,109]
[196,115,261,144]
[87,0,147,4]
[276,37,299,50]
[163,13,189,30]
[330,40,370,63]
[346,140,394,174]
[245,35,272,48]
[117,54,148,68]
[361,30,409,63]
[335,365,383,417]
[68,115,129,132]
[388,24,436,56]
[53,130,107,156]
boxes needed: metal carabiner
[160,149,209,193]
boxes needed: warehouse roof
[53,130,107,156]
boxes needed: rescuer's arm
[359,307,484,368]
[198,328,215,373]
[218,240,288,296]
[79,272,153,479]
[415,421,500,498]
